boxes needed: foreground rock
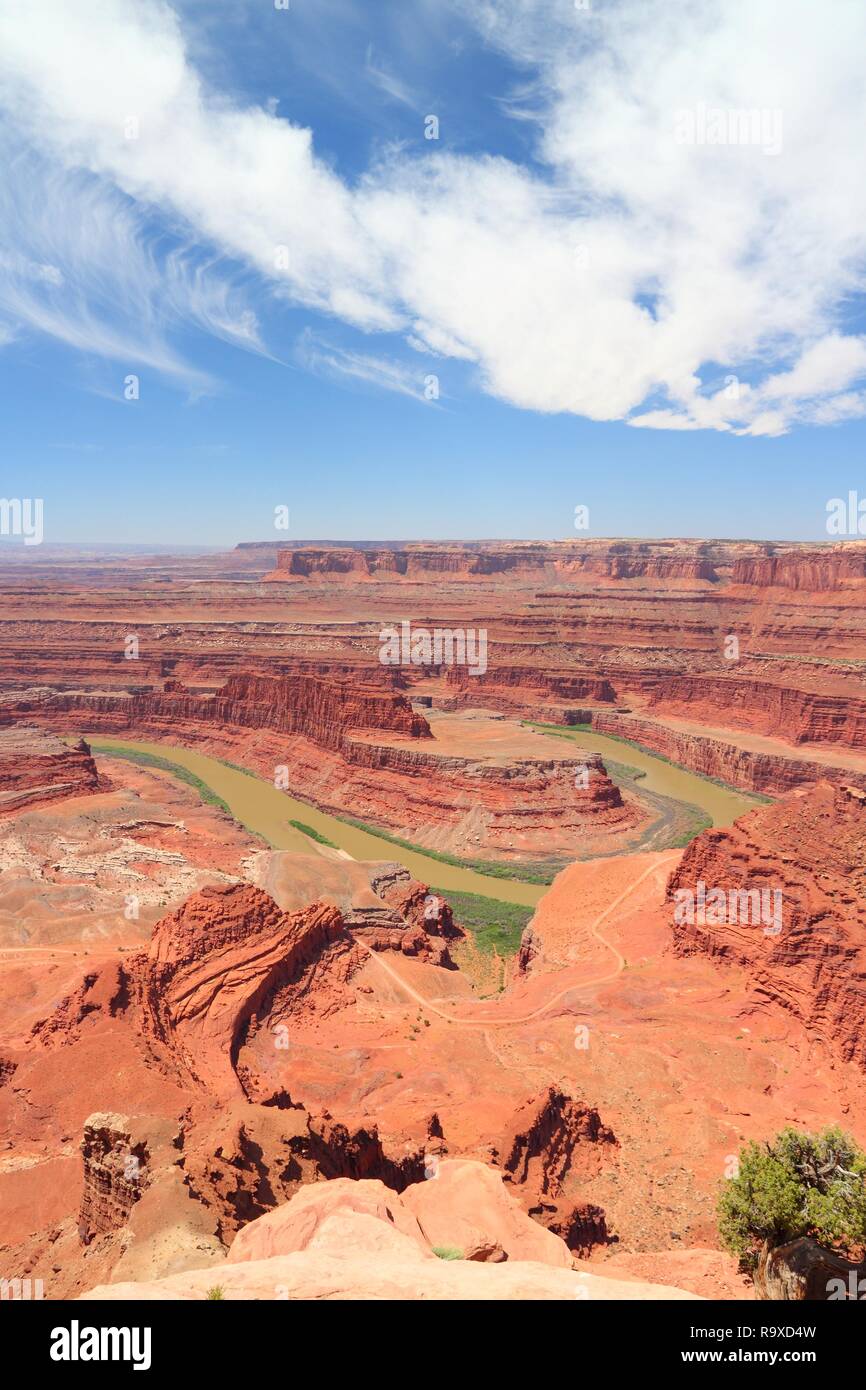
[82,1167,701,1302]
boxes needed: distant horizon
[2,533,865,556]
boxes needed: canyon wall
[0,671,430,755]
[0,727,101,815]
[647,676,866,749]
[591,711,866,796]
[667,783,866,1070]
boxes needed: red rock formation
[648,675,866,750]
[667,783,866,1069]
[593,710,866,795]
[730,549,866,591]
[445,666,616,704]
[78,1113,149,1246]
[134,886,349,1099]
[0,727,100,815]
[176,1103,427,1239]
[270,541,720,583]
[366,865,462,967]
[0,687,637,856]
[498,1086,617,1196]
[31,880,460,1100]
[0,673,430,753]
[490,1087,618,1252]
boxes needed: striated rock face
[593,710,866,795]
[133,885,349,1100]
[444,665,616,708]
[0,672,431,753]
[648,676,866,750]
[78,1113,149,1246]
[30,883,354,1098]
[731,550,866,591]
[0,726,100,815]
[270,541,720,583]
[0,690,637,857]
[668,783,866,1070]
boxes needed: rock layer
[0,727,100,815]
[668,783,866,1070]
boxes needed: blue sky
[1,0,866,546]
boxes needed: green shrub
[432,1246,464,1261]
[718,1126,866,1271]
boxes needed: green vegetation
[205,1285,225,1301]
[662,807,714,847]
[216,756,259,779]
[288,819,338,848]
[218,754,558,882]
[432,1246,464,1261]
[95,745,234,815]
[445,889,533,957]
[718,1126,866,1271]
[336,814,563,884]
[94,743,277,845]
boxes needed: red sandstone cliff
[730,549,866,591]
[592,710,866,796]
[667,783,866,1070]
[648,675,866,750]
[0,671,431,753]
[0,727,100,815]
[269,541,720,583]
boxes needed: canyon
[0,537,864,1302]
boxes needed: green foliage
[288,819,338,848]
[443,889,533,957]
[95,746,233,815]
[337,815,562,884]
[718,1126,866,1270]
[205,1285,225,1301]
[432,1246,464,1261]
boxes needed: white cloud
[296,329,436,401]
[365,45,421,112]
[0,0,864,431]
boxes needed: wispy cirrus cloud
[0,136,264,392]
[296,329,439,403]
[0,0,865,432]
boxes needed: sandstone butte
[1,537,865,1302]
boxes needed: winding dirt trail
[355,852,677,1029]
